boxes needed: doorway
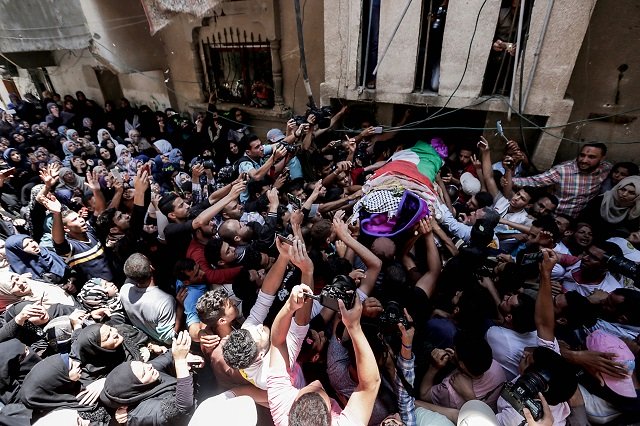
[94,68,123,103]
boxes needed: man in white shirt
[222,238,310,390]
[495,250,580,426]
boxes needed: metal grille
[201,27,274,106]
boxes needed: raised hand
[134,167,150,192]
[288,238,313,274]
[171,330,191,361]
[38,193,62,213]
[85,170,101,192]
[338,293,362,329]
[332,210,351,241]
[288,283,313,312]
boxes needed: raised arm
[512,166,561,189]
[333,211,382,296]
[415,218,442,298]
[85,170,106,216]
[260,237,292,296]
[536,249,557,342]
[339,296,381,425]
[38,194,66,247]
[479,136,500,198]
[191,181,245,230]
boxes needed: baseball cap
[460,172,481,195]
[457,400,498,426]
[586,330,636,398]
[266,128,285,143]
[606,237,640,262]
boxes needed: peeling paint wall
[559,0,640,164]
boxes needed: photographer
[267,272,381,426]
[495,249,580,425]
[391,309,455,426]
[236,134,287,203]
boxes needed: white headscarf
[153,139,172,154]
[600,175,640,223]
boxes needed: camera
[517,251,544,266]
[378,301,410,330]
[193,156,215,170]
[279,142,299,154]
[501,369,551,421]
[293,106,334,129]
[603,253,639,283]
[304,275,356,311]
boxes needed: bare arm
[536,249,557,342]
[340,296,381,426]
[333,211,382,296]
[415,218,442,298]
[85,170,106,216]
[192,181,245,229]
[479,137,499,198]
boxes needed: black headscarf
[19,354,86,412]
[99,361,176,409]
[4,302,76,355]
[0,339,40,405]
[71,324,141,386]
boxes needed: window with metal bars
[201,28,274,107]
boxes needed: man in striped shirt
[511,143,611,218]
[38,169,114,285]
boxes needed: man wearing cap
[266,128,304,180]
[577,330,638,423]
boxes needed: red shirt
[186,239,242,285]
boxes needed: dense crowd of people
[0,89,637,426]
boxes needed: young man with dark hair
[237,134,287,203]
[553,242,624,297]
[479,137,534,251]
[511,143,612,218]
[38,170,112,284]
[486,289,537,381]
[155,181,245,291]
[120,253,177,344]
[173,258,208,342]
[219,237,297,392]
[420,330,506,410]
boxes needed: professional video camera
[378,301,410,330]
[293,106,333,129]
[602,253,640,283]
[501,368,551,421]
[193,155,216,170]
[303,275,356,311]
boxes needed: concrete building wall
[558,0,640,164]
[78,0,166,74]
[321,0,599,169]
[278,0,325,115]
[119,71,171,111]
[45,50,104,104]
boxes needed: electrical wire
[1,15,147,31]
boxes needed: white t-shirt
[493,195,532,236]
[486,326,537,381]
[495,337,571,426]
[556,261,623,296]
[239,291,308,390]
